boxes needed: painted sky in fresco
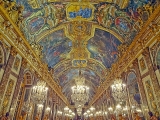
[58,68,99,100]
[58,68,100,87]
[39,30,72,68]
[16,0,158,42]
[87,29,121,68]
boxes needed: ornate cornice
[0,5,69,105]
[35,22,124,43]
[89,5,160,105]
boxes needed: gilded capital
[10,46,17,56]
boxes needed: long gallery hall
[0,0,160,120]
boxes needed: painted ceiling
[87,29,121,68]
[16,0,158,103]
[39,30,72,68]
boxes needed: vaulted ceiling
[16,0,157,104]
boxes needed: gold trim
[0,5,69,105]
[36,22,124,43]
[89,5,160,105]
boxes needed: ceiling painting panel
[59,68,98,101]
[39,29,72,68]
[53,60,72,77]
[87,29,121,68]
[66,2,95,21]
[94,0,157,41]
[16,0,66,42]
[58,68,100,88]
[87,59,107,81]
[52,58,106,83]
[16,0,157,43]
[13,0,159,106]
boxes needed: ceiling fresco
[16,0,66,42]
[57,68,100,87]
[16,0,157,42]
[15,0,158,103]
[87,29,121,68]
[39,29,72,68]
[94,0,157,41]
[56,68,100,102]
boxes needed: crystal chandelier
[71,85,89,104]
[71,70,89,116]
[71,70,89,105]
[77,107,82,116]
[31,80,48,104]
[64,106,75,118]
[111,78,127,102]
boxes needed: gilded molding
[89,5,160,105]
[0,5,69,105]
[10,46,17,56]
[36,22,124,43]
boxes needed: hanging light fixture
[71,85,89,104]
[71,70,89,106]
[111,78,127,102]
[64,106,75,118]
[70,70,90,116]
[31,80,48,104]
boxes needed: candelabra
[111,79,127,102]
[31,81,48,104]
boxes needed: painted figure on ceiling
[95,0,157,41]
[24,4,58,34]
[69,7,92,18]
[39,30,72,68]
[16,0,66,41]
[88,29,121,68]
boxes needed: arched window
[127,72,141,105]
[0,46,4,66]
[156,48,160,70]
